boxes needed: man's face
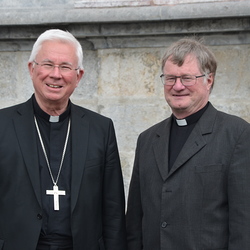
[28,40,84,108]
[163,54,213,119]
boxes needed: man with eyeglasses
[0,29,127,250]
[126,38,250,250]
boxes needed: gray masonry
[0,0,250,199]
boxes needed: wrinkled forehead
[37,40,77,62]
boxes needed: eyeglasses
[33,60,79,73]
[160,74,206,86]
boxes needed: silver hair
[28,29,84,70]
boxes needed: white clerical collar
[49,116,60,123]
[176,119,187,126]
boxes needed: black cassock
[33,96,73,248]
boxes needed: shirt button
[37,214,42,220]
[161,222,168,228]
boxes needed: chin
[170,102,188,110]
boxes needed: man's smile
[46,83,62,88]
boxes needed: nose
[49,65,62,78]
[172,77,185,90]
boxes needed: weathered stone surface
[0,0,249,199]
[0,1,249,24]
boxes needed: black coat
[0,97,127,250]
[126,104,250,250]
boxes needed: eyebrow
[164,74,197,76]
[41,59,73,66]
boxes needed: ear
[206,73,214,91]
[75,69,84,87]
[28,62,34,78]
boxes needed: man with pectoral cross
[0,29,127,250]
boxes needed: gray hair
[161,37,217,88]
[28,29,84,70]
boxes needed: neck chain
[34,116,71,186]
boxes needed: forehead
[36,40,77,63]
[164,54,200,74]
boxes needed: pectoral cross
[46,185,66,211]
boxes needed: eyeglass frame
[160,74,206,86]
[33,60,79,73]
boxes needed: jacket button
[37,214,42,220]
[161,222,168,228]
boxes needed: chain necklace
[34,116,71,210]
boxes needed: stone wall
[0,0,249,199]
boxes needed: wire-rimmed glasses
[33,60,79,73]
[160,74,206,86]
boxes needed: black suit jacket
[0,97,127,250]
[126,103,250,250]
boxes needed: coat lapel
[11,99,92,212]
[152,104,217,180]
[168,128,206,175]
[70,104,89,212]
[169,104,217,176]
[14,98,42,207]
[153,118,171,181]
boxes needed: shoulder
[201,103,249,129]
[217,111,250,141]
[71,103,113,125]
[215,109,250,130]
[204,103,250,139]
[139,118,170,140]
[0,100,31,118]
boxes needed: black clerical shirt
[168,103,209,171]
[33,96,72,246]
